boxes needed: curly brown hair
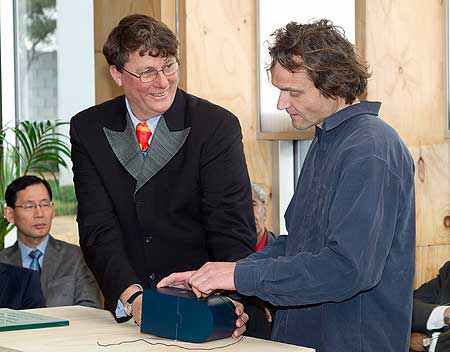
[268,19,370,104]
[103,14,178,70]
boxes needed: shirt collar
[18,234,49,257]
[321,101,381,132]
[125,97,161,131]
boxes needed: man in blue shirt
[0,176,101,308]
[158,19,416,352]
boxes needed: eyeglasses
[120,60,179,83]
[15,200,54,211]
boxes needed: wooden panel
[95,52,122,105]
[411,144,450,246]
[364,0,446,146]
[94,0,159,104]
[94,0,158,52]
[415,244,450,288]
[364,0,450,284]
[184,0,274,229]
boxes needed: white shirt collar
[125,97,161,133]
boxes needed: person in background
[158,19,416,352]
[410,261,450,352]
[0,262,45,309]
[251,183,276,252]
[0,175,102,308]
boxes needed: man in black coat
[70,14,257,335]
[0,262,45,309]
[411,261,450,351]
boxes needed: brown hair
[268,19,370,104]
[103,14,178,69]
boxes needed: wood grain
[184,0,274,229]
[94,0,159,104]
[363,0,450,285]
[415,245,450,288]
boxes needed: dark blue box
[141,287,236,343]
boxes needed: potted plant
[0,120,70,248]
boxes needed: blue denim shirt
[235,102,415,352]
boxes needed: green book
[0,309,69,332]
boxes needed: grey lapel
[41,235,61,294]
[104,115,190,194]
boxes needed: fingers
[264,307,273,323]
[132,295,143,327]
[157,271,194,289]
[192,285,204,298]
[232,300,244,316]
[233,311,248,338]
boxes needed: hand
[120,285,143,326]
[409,332,427,351]
[264,307,273,323]
[230,299,249,338]
[189,262,237,298]
[157,271,195,289]
[132,294,143,326]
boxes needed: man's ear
[109,65,123,87]
[4,207,15,225]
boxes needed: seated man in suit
[410,261,450,352]
[0,262,45,309]
[0,175,102,308]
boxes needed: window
[0,0,94,247]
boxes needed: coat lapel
[103,97,191,194]
[136,118,190,193]
[41,236,60,294]
[103,114,143,181]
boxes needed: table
[0,306,314,351]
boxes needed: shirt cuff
[428,332,440,352]
[115,299,128,318]
[427,305,449,330]
[115,284,144,318]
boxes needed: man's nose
[33,205,45,217]
[277,91,290,111]
[153,71,170,88]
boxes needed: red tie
[136,122,152,152]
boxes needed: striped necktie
[29,249,43,272]
[136,121,152,152]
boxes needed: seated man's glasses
[15,200,54,211]
[120,60,179,83]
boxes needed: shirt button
[144,235,152,244]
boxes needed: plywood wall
[94,0,162,104]
[363,0,450,287]
[183,0,274,229]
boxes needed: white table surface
[0,306,314,352]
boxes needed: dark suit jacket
[70,89,256,316]
[0,262,45,309]
[0,236,102,308]
[412,261,450,332]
